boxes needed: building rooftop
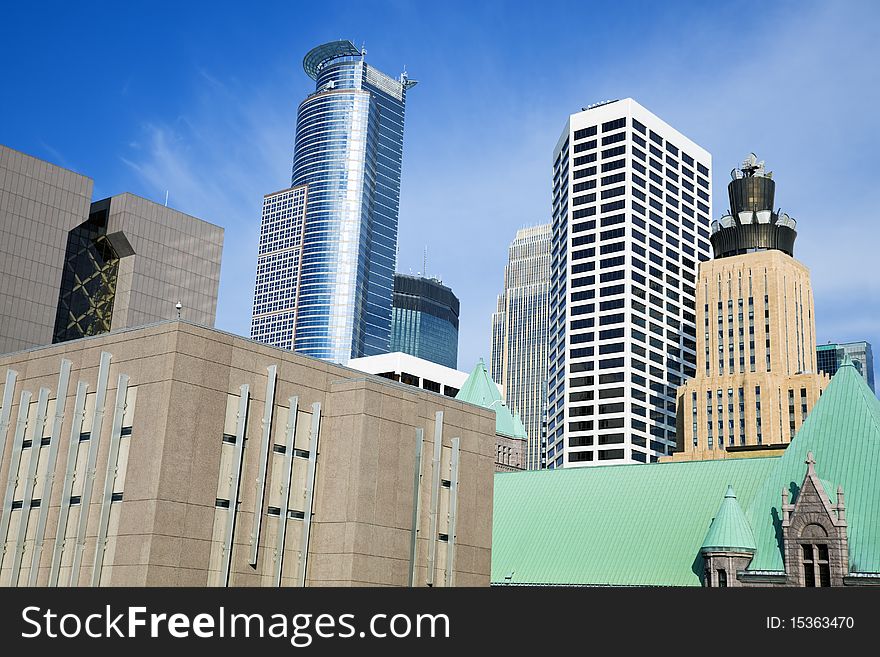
[491,358,880,585]
[302,39,361,79]
[700,486,757,554]
[456,360,527,440]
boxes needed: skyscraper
[817,341,875,393]
[490,224,551,469]
[670,154,828,462]
[251,40,416,364]
[390,273,459,369]
[0,144,223,355]
[546,99,712,468]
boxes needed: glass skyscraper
[390,273,459,369]
[490,224,552,470]
[251,40,416,363]
[817,341,875,392]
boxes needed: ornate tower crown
[710,153,798,258]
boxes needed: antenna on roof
[423,246,427,278]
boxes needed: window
[601,132,626,146]
[802,544,831,587]
[575,126,597,140]
[717,569,727,587]
[602,117,626,132]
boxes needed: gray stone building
[0,145,223,355]
[0,321,495,586]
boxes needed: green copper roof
[456,360,527,439]
[491,359,880,585]
[745,358,880,573]
[700,486,757,553]
[492,458,776,586]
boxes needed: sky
[1,0,878,381]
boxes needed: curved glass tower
[251,40,416,363]
[390,274,460,368]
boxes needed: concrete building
[670,155,828,462]
[0,321,495,587]
[546,99,712,468]
[492,359,880,586]
[348,351,467,398]
[0,144,223,355]
[817,341,874,393]
[391,274,460,369]
[490,224,551,470]
[250,41,416,364]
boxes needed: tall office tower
[490,224,551,469]
[390,273,459,368]
[817,341,875,392]
[671,154,828,462]
[250,41,416,364]
[0,144,223,355]
[546,99,712,468]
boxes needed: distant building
[490,224,551,470]
[492,359,880,586]
[0,144,223,355]
[0,321,494,587]
[391,274,460,369]
[456,360,527,472]
[671,155,828,462]
[250,41,416,364]
[817,341,874,392]
[350,354,525,472]
[348,351,467,398]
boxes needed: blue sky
[2,0,878,381]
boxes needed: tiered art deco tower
[671,154,828,461]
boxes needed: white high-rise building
[546,99,712,468]
[490,224,551,470]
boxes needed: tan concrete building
[0,145,223,355]
[670,155,828,462]
[0,321,495,586]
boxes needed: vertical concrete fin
[91,373,129,586]
[444,437,461,587]
[297,402,321,587]
[249,364,277,567]
[10,388,50,585]
[29,359,72,585]
[0,369,19,476]
[408,427,424,586]
[0,390,33,572]
[273,396,298,587]
[426,410,443,586]
[221,384,250,586]
[48,381,88,586]
[70,350,112,585]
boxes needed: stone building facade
[0,321,496,587]
[0,145,223,355]
[671,156,828,462]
